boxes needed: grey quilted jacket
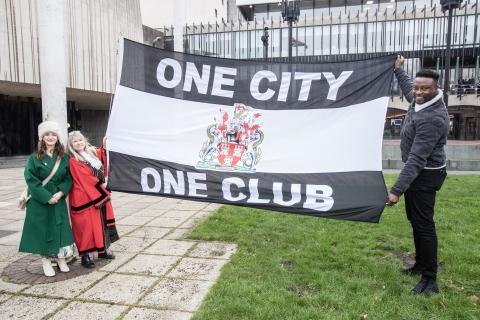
[390,68,449,196]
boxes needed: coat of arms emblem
[196,103,264,172]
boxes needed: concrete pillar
[174,0,186,52]
[37,0,68,144]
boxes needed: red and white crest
[196,103,264,172]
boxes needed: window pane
[306,26,314,56]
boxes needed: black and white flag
[106,39,394,223]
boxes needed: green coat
[19,151,74,255]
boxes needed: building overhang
[0,81,111,110]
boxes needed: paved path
[0,168,236,320]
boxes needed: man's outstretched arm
[394,55,414,103]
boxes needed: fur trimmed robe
[68,150,118,256]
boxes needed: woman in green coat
[19,121,75,277]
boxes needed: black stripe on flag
[120,39,395,110]
[108,151,387,223]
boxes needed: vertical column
[174,0,186,52]
[475,56,479,85]
[37,0,68,143]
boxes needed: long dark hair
[36,139,65,160]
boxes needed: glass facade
[182,0,480,140]
[184,1,480,83]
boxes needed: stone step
[382,159,480,171]
[0,156,29,169]
[383,144,480,160]
[383,143,480,170]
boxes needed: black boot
[411,277,440,295]
[81,254,95,268]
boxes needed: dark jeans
[404,168,447,280]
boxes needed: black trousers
[404,168,447,280]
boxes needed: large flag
[106,39,394,223]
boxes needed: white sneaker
[56,257,70,273]
[42,258,55,277]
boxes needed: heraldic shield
[196,103,264,173]
[218,142,245,167]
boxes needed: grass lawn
[189,174,480,320]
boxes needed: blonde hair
[67,131,98,161]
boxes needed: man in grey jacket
[387,55,449,295]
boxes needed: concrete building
[0,0,143,157]
[141,0,232,28]
[140,0,242,52]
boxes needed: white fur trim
[38,121,60,140]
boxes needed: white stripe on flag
[107,85,388,173]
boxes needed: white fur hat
[38,121,60,140]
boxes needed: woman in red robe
[67,131,119,268]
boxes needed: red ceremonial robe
[68,156,117,256]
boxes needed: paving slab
[0,220,25,231]
[188,242,238,260]
[135,196,166,203]
[110,198,134,205]
[115,203,151,210]
[131,208,169,217]
[143,239,196,256]
[109,236,157,253]
[0,293,12,303]
[0,243,27,260]
[147,198,181,210]
[0,218,18,225]
[139,278,214,312]
[163,228,191,240]
[115,224,139,237]
[0,211,25,220]
[0,296,66,319]
[0,214,20,221]
[0,201,13,208]
[127,226,171,239]
[51,301,127,320]
[161,210,197,219]
[194,210,215,219]
[145,203,179,212]
[0,231,21,245]
[146,216,189,228]
[98,251,137,272]
[203,203,223,212]
[0,277,30,293]
[113,208,138,216]
[22,271,105,298]
[79,273,157,304]
[116,254,180,276]
[172,201,209,211]
[178,217,204,229]
[116,215,155,226]
[123,308,193,320]
[169,257,228,281]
